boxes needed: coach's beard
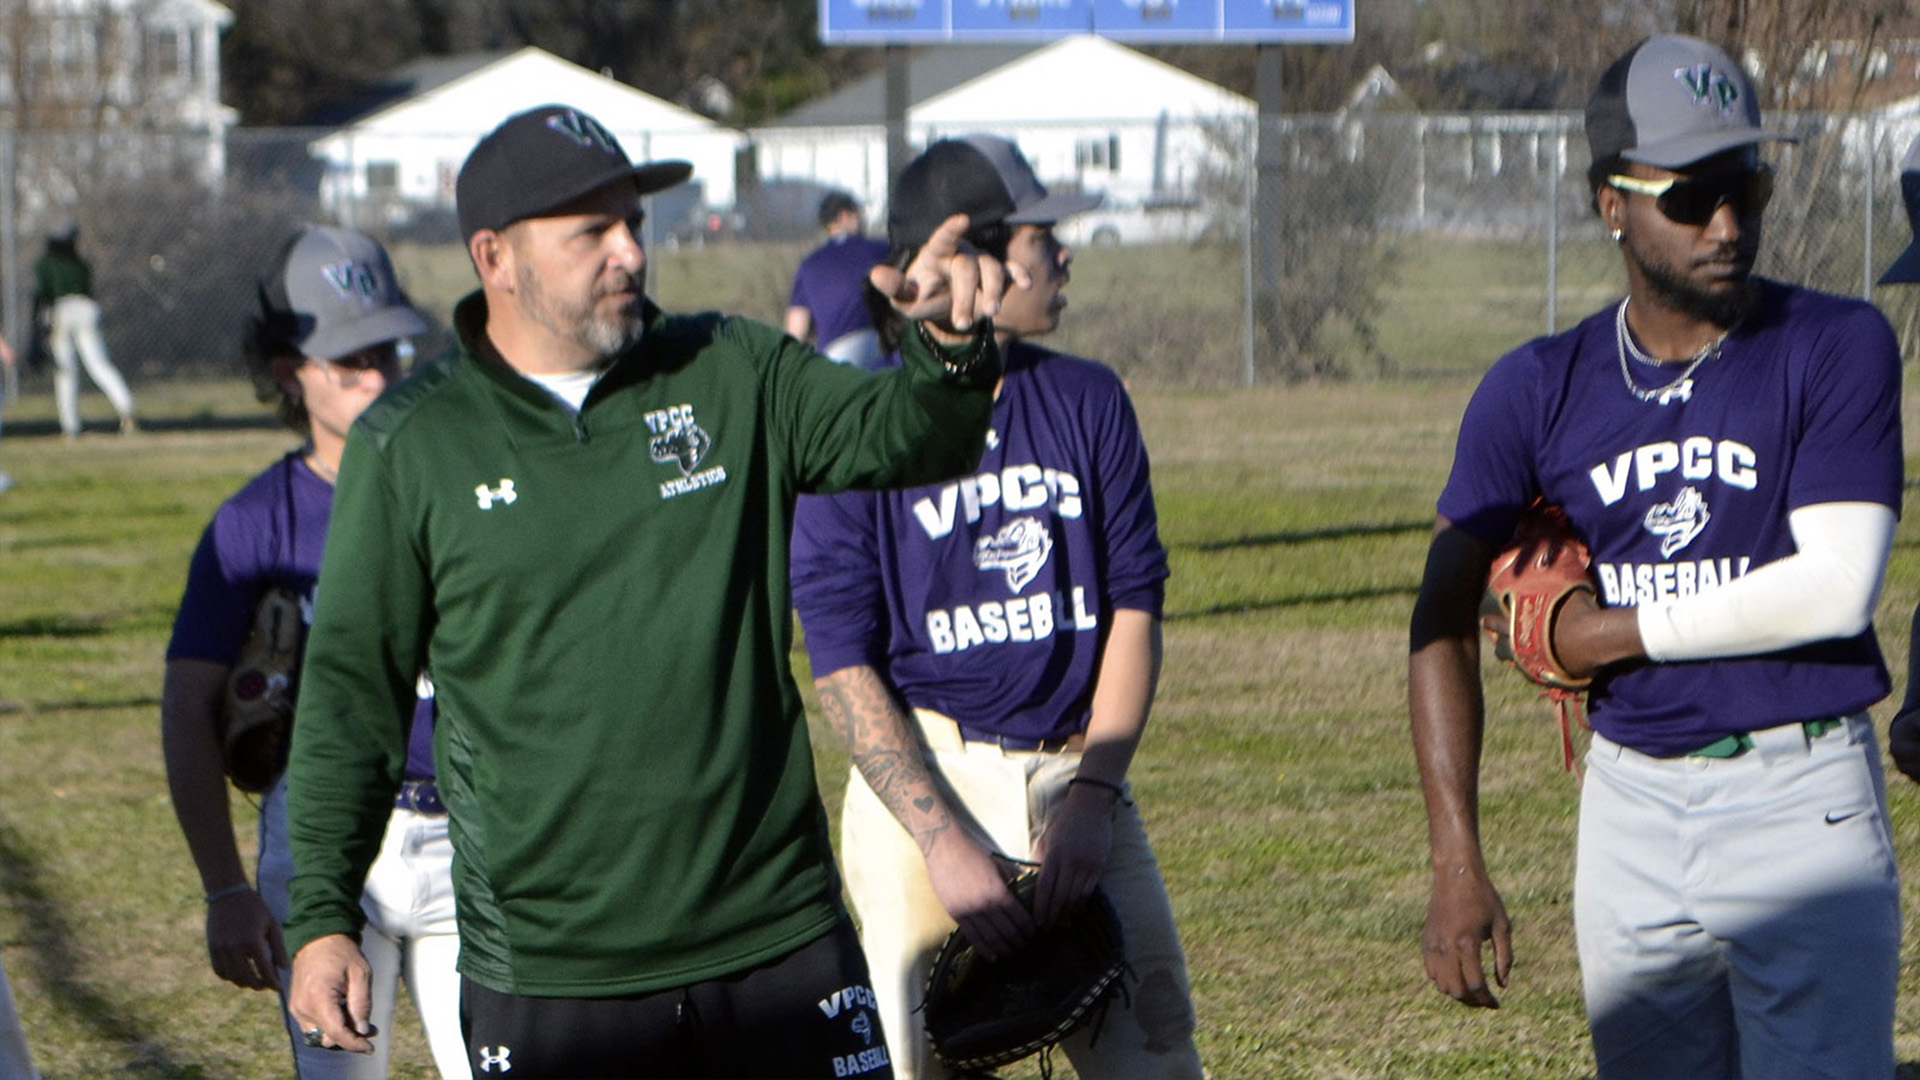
[1632,244,1761,331]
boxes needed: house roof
[912,35,1251,123]
[765,36,1249,131]
[318,46,734,137]
[768,44,1041,127]
[297,51,515,127]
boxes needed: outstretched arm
[815,664,1036,959]
[1411,518,1511,1009]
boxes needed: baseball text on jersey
[1597,557,1752,607]
[926,586,1100,654]
[912,463,1083,538]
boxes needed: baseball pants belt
[1687,717,1844,759]
[914,709,1086,754]
[394,780,446,815]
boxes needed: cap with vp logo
[456,104,693,242]
[262,225,430,361]
[1586,33,1795,170]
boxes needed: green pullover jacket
[284,292,997,996]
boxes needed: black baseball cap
[1880,134,1920,284]
[1586,34,1793,170]
[456,104,692,242]
[888,135,1102,251]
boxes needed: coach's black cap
[888,135,1101,251]
[1586,34,1792,170]
[456,104,692,242]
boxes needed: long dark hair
[244,230,312,434]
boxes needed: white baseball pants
[839,710,1202,1080]
[1576,712,1898,1080]
[48,295,132,438]
[259,781,469,1079]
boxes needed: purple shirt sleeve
[791,488,888,679]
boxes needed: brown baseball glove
[923,870,1129,1076]
[219,586,304,793]
[1480,500,1595,772]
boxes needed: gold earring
[1610,227,1623,244]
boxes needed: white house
[309,47,746,233]
[748,36,1254,238]
[0,0,236,201]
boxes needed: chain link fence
[0,110,1914,397]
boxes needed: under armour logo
[475,479,518,509]
[1651,379,1693,406]
[477,1045,512,1073]
[546,110,621,156]
[1674,64,1740,115]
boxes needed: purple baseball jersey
[792,342,1167,744]
[1439,280,1903,757]
[789,234,890,349]
[168,452,435,779]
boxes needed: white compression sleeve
[1636,501,1895,662]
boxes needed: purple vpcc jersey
[792,343,1167,744]
[1439,281,1902,757]
[168,452,438,780]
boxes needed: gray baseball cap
[266,226,429,360]
[888,134,1102,251]
[1879,134,1920,284]
[1586,34,1794,170]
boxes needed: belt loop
[1749,722,1810,767]
[912,709,967,753]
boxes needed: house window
[146,27,182,81]
[367,162,400,193]
[1075,136,1121,172]
[39,16,98,79]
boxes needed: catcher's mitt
[923,870,1129,1076]
[219,586,304,794]
[1481,500,1596,772]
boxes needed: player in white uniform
[1411,35,1902,1079]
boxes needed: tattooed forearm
[816,665,953,855]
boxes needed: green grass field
[6,374,1920,1079]
[5,235,1920,1077]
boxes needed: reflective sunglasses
[1607,164,1775,227]
[313,341,401,388]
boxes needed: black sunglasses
[1608,164,1775,227]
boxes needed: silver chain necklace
[1614,299,1729,406]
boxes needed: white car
[1056,196,1214,248]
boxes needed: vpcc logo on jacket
[647,404,728,500]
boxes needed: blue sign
[1093,0,1220,41]
[818,0,950,43]
[820,0,1355,42]
[952,0,1094,37]
[1221,0,1353,42]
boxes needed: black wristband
[1068,776,1126,799]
